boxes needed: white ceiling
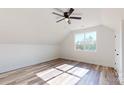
[0,8,124,44]
[0,8,70,44]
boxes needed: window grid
[75,31,96,52]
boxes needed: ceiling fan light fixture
[65,18,69,22]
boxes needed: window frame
[74,31,97,52]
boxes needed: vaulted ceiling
[0,8,124,44]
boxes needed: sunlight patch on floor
[47,73,80,85]
[55,64,74,71]
[36,68,62,81]
[36,64,90,85]
[68,67,89,77]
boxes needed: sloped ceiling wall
[0,8,124,45]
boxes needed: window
[75,31,96,51]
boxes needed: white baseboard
[120,78,124,85]
[118,73,124,85]
[59,57,114,68]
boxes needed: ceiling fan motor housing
[64,12,69,18]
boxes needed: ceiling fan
[52,8,82,24]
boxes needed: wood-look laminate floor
[0,59,120,85]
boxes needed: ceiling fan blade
[70,16,82,19]
[52,12,64,17]
[68,8,74,16]
[67,19,71,24]
[54,8,64,13]
[56,18,65,23]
